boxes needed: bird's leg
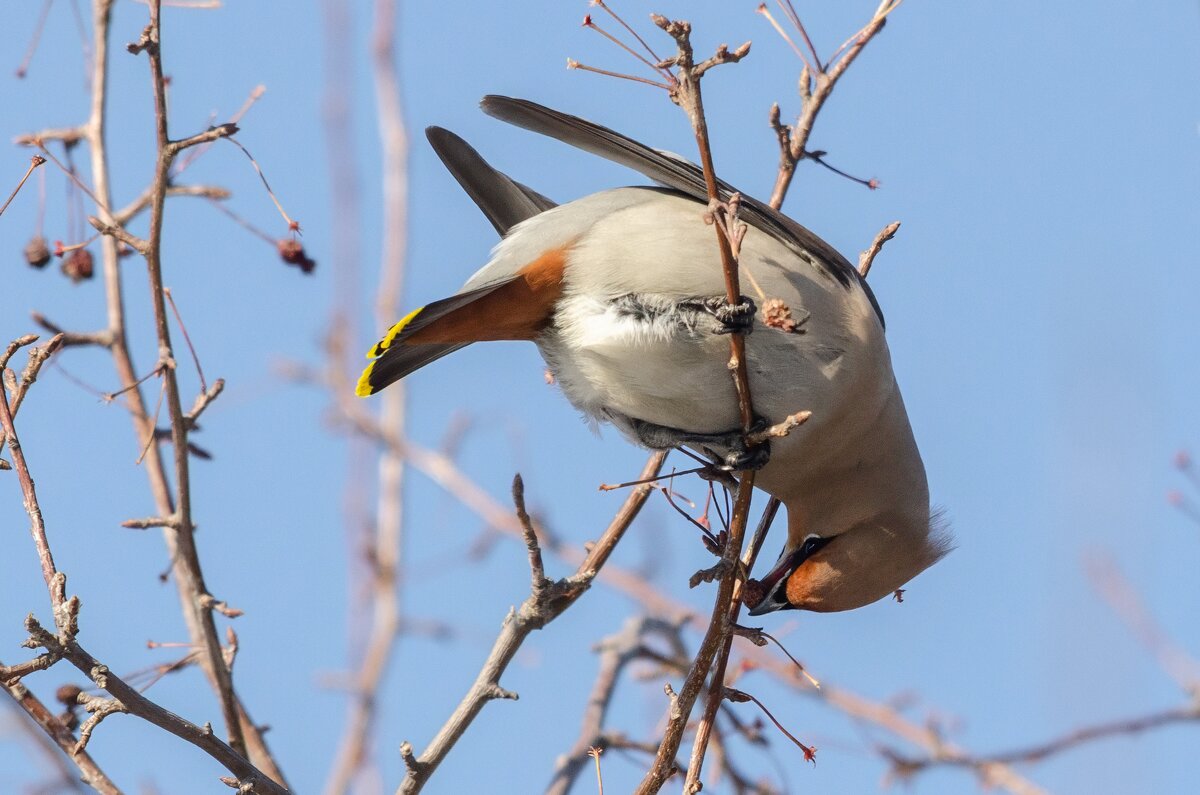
[610,293,756,337]
[625,415,772,472]
[674,295,757,336]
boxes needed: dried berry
[762,298,798,333]
[277,239,316,274]
[55,683,83,706]
[24,236,50,268]
[62,249,94,282]
[741,577,768,610]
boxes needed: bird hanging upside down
[358,97,951,614]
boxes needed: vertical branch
[80,0,287,781]
[635,19,759,795]
[323,0,410,791]
[683,499,782,791]
[137,0,246,759]
[312,0,372,761]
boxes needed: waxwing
[358,97,951,612]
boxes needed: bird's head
[745,510,952,614]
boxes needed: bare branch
[547,617,684,795]
[887,705,1200,786]
[132,0,247,759]
[398,455,666,794]
[121,515,179,530]
[112,183,232,226]
[0,373,61,599]
[88,216,149,253]
[73,693,129,755]
[29,314,113,349]
[184,378,226,428]
[322,1,409,788]
[629,19,767,792]
[1,663,122,794]
[1085,552,1200,695]
[22,619,288,795]
[765,1,897,209]
[858,220,901,277]
[167,123,239,155]
[1,359,285,792]
[513,474,549,593]
[12,127,87,147]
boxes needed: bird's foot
[677,295,757,336]
[626,416,772,472]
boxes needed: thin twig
[111,183,231,227]
[14,0,55,79]
[858,220,900,277]
[546,616,685,795]
[766,0,896,209]
[224,136,296,230]
[0,155,47,219]
[887,705,1199,785]
[397,455,667,794]
[163,288,207,392]
[0,371,60,597]
[583,16,668,79]
[567,59,673,90]
[1085,552,1200,695]
[592,0,671,74]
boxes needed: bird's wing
[426,126,557,236]
[479,96,877,306]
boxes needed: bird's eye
[801,535,826,557]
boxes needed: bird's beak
[745,546,802,616]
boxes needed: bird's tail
[358,127,561,397]
[356,280,517,396]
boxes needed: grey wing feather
[479,95,884,325]
[426,126,557,235]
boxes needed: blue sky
[1,2,1198,793]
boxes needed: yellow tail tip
[355,361,376,397]
[366,306,425,359]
